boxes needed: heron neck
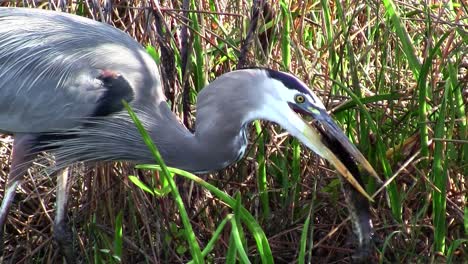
[146,101,248,173]
[50,101,246,173]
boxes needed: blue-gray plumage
[0,7,380,262]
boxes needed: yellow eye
[295,94,305,104]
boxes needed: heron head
[256,69,380,201]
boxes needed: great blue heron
[0,7,379,262]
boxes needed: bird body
[0,8,288,173]
[0,7,379,262]
[0,8,162,133]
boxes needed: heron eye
[295,94,305,104]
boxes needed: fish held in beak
[294,105,380,202]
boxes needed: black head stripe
[264,69,311,95]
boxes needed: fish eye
[294,94,305,104]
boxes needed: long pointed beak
[292,105,380,202]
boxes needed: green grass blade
[226,229,237,264]
[465,205,468,240]
[113,210,123,261]
[254,121,270,218]
[431,72,449,254]
[232,193,251,263]
[124,102,203,263]
[381,0,421,78]
[188,215,233,263]
[128,175,155,195]
[190,0,206,91]
[447,239,468,264]
[445,55,463,236]
[279,0,291,69]
[230,218,251,263]
[320,0,339,85]
[418,32,451,167]
[320,0,334,53]
[146,45,161,64]
[290,139,301,216]
[137,165,274,263]
[298,209,311,264]
[128,175,171,196]
[379,231,403,264]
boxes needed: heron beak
[291,104,380,202]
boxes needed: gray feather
[0,8,162,133]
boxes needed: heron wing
[0,8,162,133]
